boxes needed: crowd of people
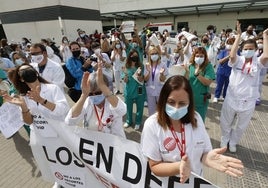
[1,20,267,187]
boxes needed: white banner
[29,119,219,188]
[0,102,24,138]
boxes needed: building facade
[100,0,268,35]
[0,0,102,44]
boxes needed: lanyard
[170,124,186,157]
[241,59,252,74]
[151,64,158,82]
[94,105,104,131]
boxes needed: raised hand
[204,147,244,177]
[236,21,242,35]
[179,155,191,184]
[3,94,25,107]
[26,85,43,103]
[81,72,91,95]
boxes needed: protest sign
[29,119,219,188]
[0,102,24,138]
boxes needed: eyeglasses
[88,91,102,96]
[30,51,43,56]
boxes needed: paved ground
[0,75,268,188]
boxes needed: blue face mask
[165,104,188,120]
[90,94,105,105]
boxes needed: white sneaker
[229,145,237,153]
[134,124,140,130]
[52,182,61,188]
[123,123,130,128]
[213,97,218,103]
[220,97,225,101]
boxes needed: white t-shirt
[141,112,212,176]
[65,97,126,138]
[226,55,264,111]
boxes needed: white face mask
[257,44,263,49]
[132,42,138,48]
[225,44,232,50]
[180,39,187,45]
[242,50,255,59]
[150,54,159,61]
[31,54,44,64]
[15,58,24,65]
[115,44,121,49]
[94,48,101,56]
[192,41,197,46]
[174,53,179,58]
[80,33,86,38]
[195,57,204,65]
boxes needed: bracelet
[22,109,30,114]
[43,99,48,105]
[105,93,114,98]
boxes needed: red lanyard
[241,59,252,74]
[170,124,186,157]
[94,105,104,131]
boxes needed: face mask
[202,39,209,44]
[15,58,24,65]
[80,33,86,38]
[225,45,232,50]
[20,68,38,83]
[94,48,101,55]
[195,57,205,65]
[115,44,121,49]
[132,42,138,48]
[192,41,197,46]
[221,37,226,41]
[31,54,44,64]
[242,50,255,59]
[247,30,253,35]
[72,50,81,58]
[174,53,179,58]
[180,39,186,45]
[90,94,105,105]
[63,40,68,44]
[257,44,263,49]
[209,29,214,34]
[130,55,139,62]
[150,54,159,61]
[165,104,188,120]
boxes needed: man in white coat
[29,43,65,91]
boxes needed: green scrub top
[189,63,215,120]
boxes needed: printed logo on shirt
[163,137,176,151]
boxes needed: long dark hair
[8,64,49,95]
[157,75,196,130]
[125,49,142,69]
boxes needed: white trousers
[220,100,255,146]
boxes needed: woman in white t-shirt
[141,75,243,184]
[65,63,126,138]
[110,40,126,94]
[220,22,268,153]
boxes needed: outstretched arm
[202,147,244,177]
[149,155,191,184]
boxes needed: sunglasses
[88,91,102,96]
